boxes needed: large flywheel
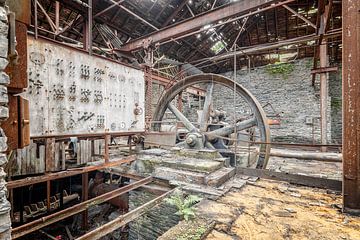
[152,74,271,169]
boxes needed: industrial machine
[152,74,271,169]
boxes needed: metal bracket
[8,11,19,65]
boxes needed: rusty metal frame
[120,0,296,51]
[7,155,136,189]
[30,131,144,140]
[282,4,316,29]
[76,188,175,240]
[36,0,57,33]
[11,176,153,239]
[93,0,125,18]
[342,0,360,213]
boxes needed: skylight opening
[211,40,227,54]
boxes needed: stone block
[0,58,8,71]
[0,7,7,23]
[160,157,223,173]
[154,167,206,184]
[0,72,9,85]
[0,20,7,35]
[0,85,7,104]
[0,199,10,215]
[0,228,10,239]
[0,129,7,152]
[0,154,6,166]
[0,36,7,58]
[205,167,235,187]
[174,148,221,160]
[0,106,8,119]
[0,168,5,179]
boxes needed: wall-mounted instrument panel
[26,37,145,136]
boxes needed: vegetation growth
[266,62,295,79]
[165,190,202,221]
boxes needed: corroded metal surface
[76,188,174,240]
[120,0,295,51]
[7,155,136,189]
[342,0,360,211]
[6,0,31,25]
[11,176,153,239]
[152,74,271,169]
[5,21,29,91]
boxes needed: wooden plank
[39,144,45,173]
[45,138,55,172]
[61,142,66,170]
[311,66,338,74]
[54,142,60,171]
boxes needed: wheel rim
[152,73,271,169]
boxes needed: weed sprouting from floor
[165,189,202,221]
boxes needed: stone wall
[129,190,180,240]
[329,67,342,143]
[214,58,336,143]
[150,59,342,144]
[0,1,11,239]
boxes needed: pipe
[270,148,342,162]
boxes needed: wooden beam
[283,4,316,29]
[162,0,188,27]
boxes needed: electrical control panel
[26,37,145,136]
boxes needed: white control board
[26,37,145,136]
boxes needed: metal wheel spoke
[199,82,214,132]
[168,103,197,132]
[206,117,257,141]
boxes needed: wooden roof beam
[162,0,188,27]
[282,4,316,29]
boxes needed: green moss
[306,58,313,68]
[176,225,207,240]
[266,62,295,79]
[331,98,342,110]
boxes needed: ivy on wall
[266,62,295,79]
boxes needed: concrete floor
[204,178,359,240]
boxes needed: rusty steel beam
[76,188,174,240]
[121,0,295,52]
[30,130,144,140]
[11,177,153,239]
[7,156,136,189]
[150,73,206,96]
[162,0,188,27]
[311,66,338,75]
[342,0,360,213]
